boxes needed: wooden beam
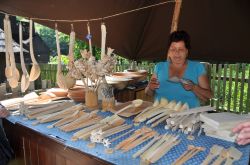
[170,0,183,33]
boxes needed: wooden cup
[85,90,98,110]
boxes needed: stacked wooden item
[200,112,250,142]
[134,98,189,127]
[0,91,68,112]
[164,106,215,135]
[134,98,215,136]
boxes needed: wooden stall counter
[3,119,111,165]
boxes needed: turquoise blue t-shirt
[154,60,206,108]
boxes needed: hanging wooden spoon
[19,23,30,92]
[29,19,41,81]
[101,23,106,59]
[64,24,76,88]
[55,25,65,88]
[3,16,12,79]
[55,24,71,89]
[5,15,19,88]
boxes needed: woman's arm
[183,75,213,101]
[192,75,213,101]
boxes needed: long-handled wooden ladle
[3,16,12,79]
[55,24,75,89]
[4,15,19,88]
[64,24,76,88]
[19,23,30,92]
[29,19,41,81]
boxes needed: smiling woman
[145,30,213,108]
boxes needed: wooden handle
[115,104,132,115]
[3,17,10,67]
[55,28,62,72]
[29,20,38,65]
[101,23,106,59]
[68,28,75,63]
[150,140,180,163]
[211,155,226,165]
[202,153,215,165]
[87,23,93,55]
[132,135,160,158]
[224,158,234,165]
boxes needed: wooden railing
[15,63,250,113]
[207,63,250,114]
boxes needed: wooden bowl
[47,88,68,97]
[67,87,85,102]
[105,76,131,90]
[112,71,147,84]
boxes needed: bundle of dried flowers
[69,48,116,92]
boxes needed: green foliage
[49,55,69,65]
[35,23,104,62]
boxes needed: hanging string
[0,0,177,23]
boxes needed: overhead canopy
[0,0,249,63]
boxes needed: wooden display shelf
[3,119,111,165]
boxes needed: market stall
[0,0,250,165]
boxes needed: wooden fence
[16,63,250,114]
[207,63,250,114]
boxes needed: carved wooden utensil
[224,147,242,165]
[19,23,30,92]
[202,145,224,165]
[29,20,41,81]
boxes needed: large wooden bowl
[112,71,147,84]
[47,88,68,97]
[105,76,131,90]
[67,86,85,102]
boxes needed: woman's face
[168,41,188,65]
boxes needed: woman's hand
[148,76,160,91]
[232,121,250,145]
[145,74,159,96]
[182,79,195,91]
[0,105,9,118]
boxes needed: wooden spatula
[224,147,242,165]
[211,149,228,165]
[202,145,224,165]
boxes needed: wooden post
[170,0,183,33]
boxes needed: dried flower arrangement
[67,23,117,109]
[70,47,116,92]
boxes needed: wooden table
[3,119,111,165]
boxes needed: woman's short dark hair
[168,30,191,50]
